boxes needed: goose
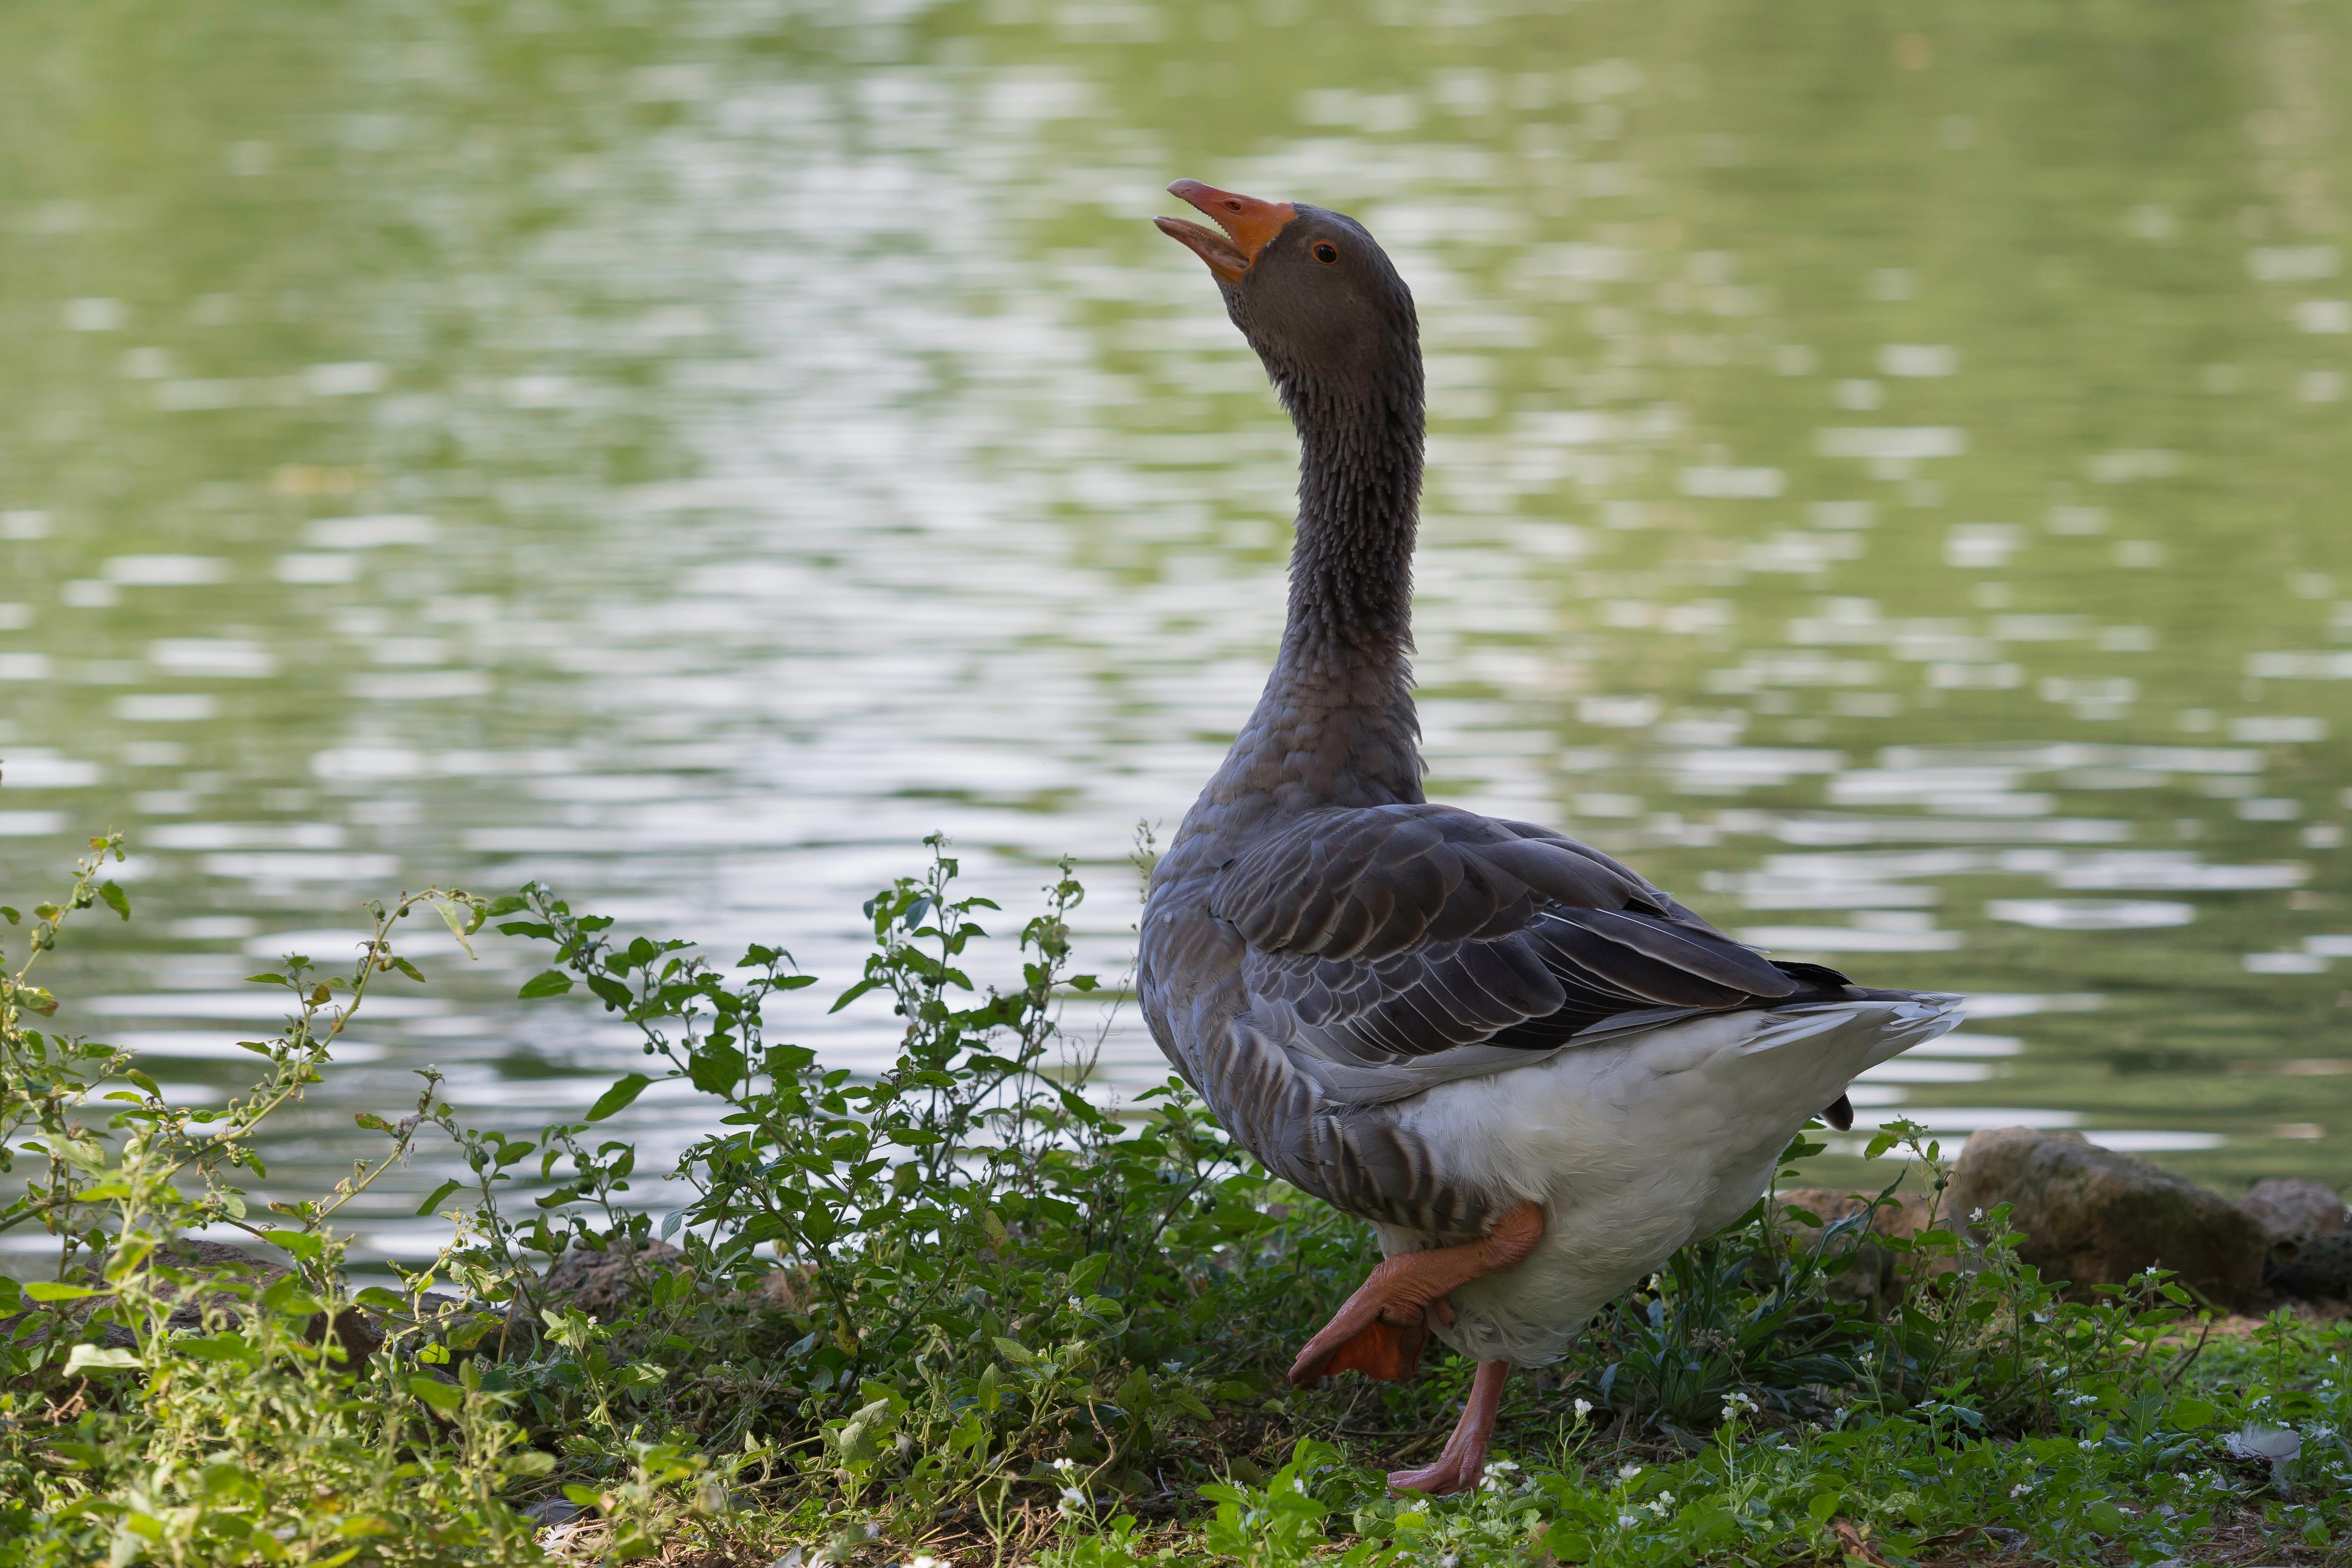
[1136,179,1964,1497]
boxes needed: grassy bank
[2,833,2347,1566]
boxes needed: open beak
[1155,178,1296,284]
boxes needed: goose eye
[1313,241,1340,264]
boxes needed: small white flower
[909,1558,945,1568]
[2078,1439,2096,1451]
[1059,1486,1086,1509]
[2010,1484,2031,1499]
[1970,1207,1984,1221]
[1619,1463,1643,1480]
[1657,1490,1675,1506]
[1616,1511,1640,1529]
[1485,1458,1519,1475]
[1574,1398,1594,1420]
[1053,1457,1077,1473]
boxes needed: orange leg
[1388,1359,1510,1496]
[1287,1200,1542,1387]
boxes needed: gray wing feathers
[1211,803,1799,1096]
[1216,803,1649,962]
[1158,802,1823,1230]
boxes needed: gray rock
[2263,1231,2352,1301]
[538,1239,685,1319]
[1771,1188,1942,1313]
[2239,1177,2349,1239]
[2235,1178,2351,1301]
[1943,1128,2269,1311]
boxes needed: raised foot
[1388,1360,1510,1498]
[1312,1313,1428,1382]
[1287,1200,1543,1387]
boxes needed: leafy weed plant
[2,830,2347,1565]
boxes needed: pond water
[4,0,2348,1261]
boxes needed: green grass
[3,834,2347,1566]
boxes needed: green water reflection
[2,0,2347,1254]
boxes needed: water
[4,0,2348,1260]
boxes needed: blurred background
[3,0,2347,1261]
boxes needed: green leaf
[2084,1501,2129,1534]
[827,977,879,1014]
[64,1343,143,1375]
[390,957,427,984]
[991,1336,1035,1365]
[586,1073,652,1122]
[408,1374,465,1413]
[175,1333,256,1362]
[429,897,476,959]
[2167,1395,2221,1430]
[517,970,573,999]
[260,1275,323,1316]
[98,881,130,920]
[414,1179,464,1216]
[1807,1492,1843,1525]
[23,1280,105,1303]
[262,1229,324,1262]
[688,1043,745,1094]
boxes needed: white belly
[1369,996,1963,1366]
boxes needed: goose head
[1156,178,1419,407]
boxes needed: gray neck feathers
[1219,338,1427,814]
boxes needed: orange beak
[1155,179,1297,284]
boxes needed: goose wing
[1210,802,1809,1102]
